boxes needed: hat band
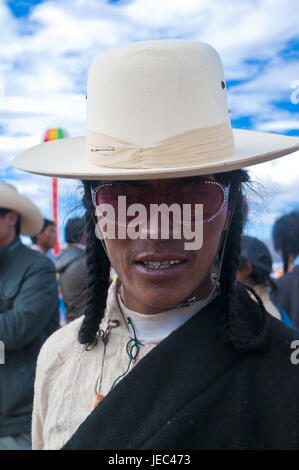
[87,122,235,170]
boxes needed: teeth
[142,260,181,269]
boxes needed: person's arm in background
[271,277,290,313]
[0,257,59,350]
[61,255,88,323]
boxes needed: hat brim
[0,192,43,236]
[12,129,299,180]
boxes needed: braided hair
[273,212,299,274]
[78,181,111,347]
[216,171,268,351]
[78,171,268,351]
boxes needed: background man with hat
[0,181,60,450]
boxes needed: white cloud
[0,0,298,242]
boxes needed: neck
[120,275,215,315]
[0,231,16,248]
[37,242,48,253]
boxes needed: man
[13,40,299,450]
[31,218,57,255]
[271,212,299,328]
[0,181,60,450]
[55,217,88,322]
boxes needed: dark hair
[273,212,299,274]
[0,208,11,218]
[78,171,268,352]
[238,256,277,292]
[77,182,111,347]
[31,218,55,244]
[65,217,86,243]
[0,208,21,236]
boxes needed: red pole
[43,128,66,257]
[52,177,60,255]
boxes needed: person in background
[0,181,60,450]
[237,235,295,329]
[270,212,299,329]
[55,218,88,323]
[31,218,57,255]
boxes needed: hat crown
[87,40,230,146]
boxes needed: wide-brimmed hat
[0,181,43,236]
[12,40,299,180]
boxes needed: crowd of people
[0,177,298,449]
[1,40,299,450]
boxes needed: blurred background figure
[271,212,299,329]
[55,217,88,323]
[31,218,57,255]
[237,235,295,329]
[0,181,60,450]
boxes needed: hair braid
[273,212,299,274]
[218,172,268,351]
[78,181,111,348]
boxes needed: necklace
[90,315,142,413]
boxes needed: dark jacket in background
[271,266,299,330]
[63,285,299,450]
[55,244,88,323]
[0,237,59,437]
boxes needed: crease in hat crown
[86,40,234,170]
[12,39,299,179]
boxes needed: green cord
[110,317,143,391]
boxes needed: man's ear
[242,261,253,276]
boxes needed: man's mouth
[139,260,183,269]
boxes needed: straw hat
[0,181,43,236]
[12,40,299,180]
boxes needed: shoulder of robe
[36,316,85,373]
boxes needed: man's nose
[138,206,182,240]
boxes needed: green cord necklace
[90,316,143,412]
[110,317,143,390]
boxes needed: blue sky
[0,0,298,251]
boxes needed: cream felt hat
[13,40,299,180]
[0,181,43,236]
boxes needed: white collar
[117,286,219,345]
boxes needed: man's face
[38,223,57,250]
[0,211,18,248]
[95,176,232,314]
[44,224,57,249]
